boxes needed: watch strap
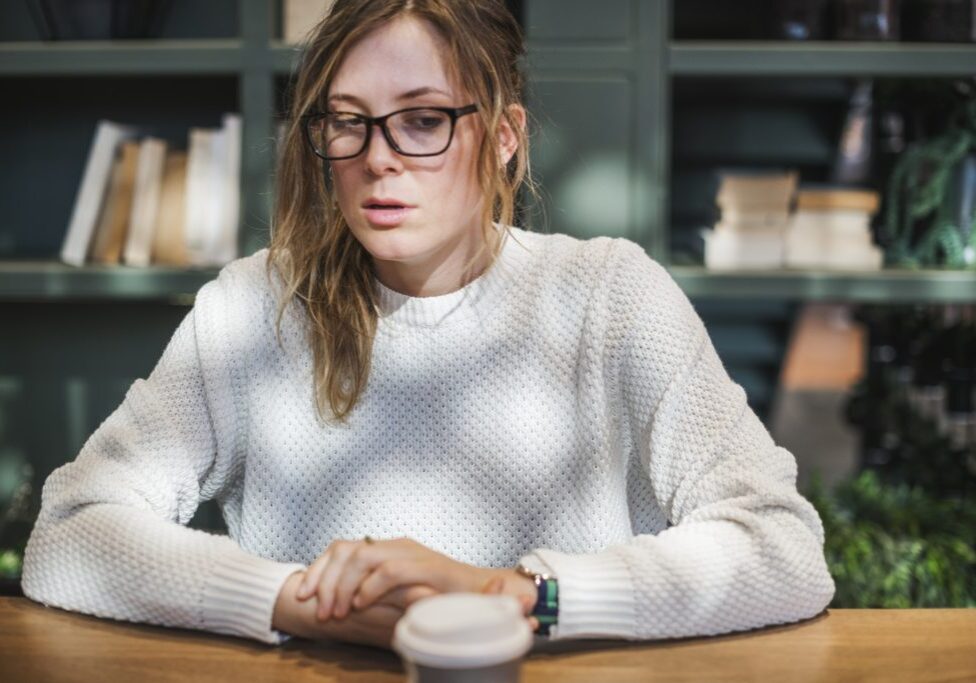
[515,563,559,637]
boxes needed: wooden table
[1,598,973,682]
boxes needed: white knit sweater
[22,225,835,646]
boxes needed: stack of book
[60,114,242,268]
[283,0,336,44]
[702,170,798,270]
[785,187,883,270]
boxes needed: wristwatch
[515,562,559,637]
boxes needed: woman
[21,0,835,651]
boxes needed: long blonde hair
[267,0,537,424]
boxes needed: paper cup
[393,593,533,682]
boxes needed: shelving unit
[2,1,975,529]
[1,0,972,304]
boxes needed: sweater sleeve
[522,238,835,641]
[21,267,307,645]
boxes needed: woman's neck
[372,226,503,297]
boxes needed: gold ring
[363,535,374,544]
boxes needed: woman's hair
[267,0,536,424]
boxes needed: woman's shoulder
[196,248,282,304]
[191,248,285,337]
[511,227,663,287]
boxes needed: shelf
[0,261,218,302]
[5,261,974,304]
[0,39,243,76]
[669,41,976,77]
[669,266,976,303]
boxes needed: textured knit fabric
[22,225,835,646]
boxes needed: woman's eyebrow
[328,86,452,106]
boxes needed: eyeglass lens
[308,109,453,159]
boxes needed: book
[716,170,799,211]
[795,187,880,213]
[182,113,242,267]
[89,140,140,264]
[183,127,214,267]
[283,0,336,44]
[703,226,785,270]
[785,206,881,271]
[218,113,242,266]
[200,122,227,266]
[715,209,791,231]
[123,136,168,267]
[60,120,140,266]
[703,169,799,269]
[151,150,190,266]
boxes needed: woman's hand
[274,569,431,649]
[295,537,538,626]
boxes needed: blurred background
[1,0,974,607]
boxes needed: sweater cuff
[202,546,307,645]
[532,547,637,641]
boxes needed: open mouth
[362,204,414,226]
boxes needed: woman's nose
[363,122,403,175]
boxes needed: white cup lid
[392,593,533,669]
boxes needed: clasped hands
[291,536,540,638]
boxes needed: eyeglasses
[302,104,478,161]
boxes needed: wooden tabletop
[1,598,973,682]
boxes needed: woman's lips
[363,206,414,227]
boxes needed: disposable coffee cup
[392,593,534,683]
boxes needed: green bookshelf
[3,1,976,537]
[669,41,976,76]
[1,0,973,304]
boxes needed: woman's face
[327,15,494,292]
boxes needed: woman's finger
[480,575,504,594]
[332,542,380,619]
[375,584,437,611]
[313,546,358,620]
[351,560,438,611]
[296,547,335,601]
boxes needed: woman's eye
[329,115,363,131]
[405,115,445,130]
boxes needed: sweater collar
[374,225,533,328]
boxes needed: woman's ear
[498,103,526,167]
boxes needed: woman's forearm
[273,570,313,637]
[272,569,402,648]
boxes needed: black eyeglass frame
[301,104,479,161]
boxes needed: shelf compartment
[669,41,976,76]
[0,39,243,75]
[669,266,976,303]
[0,261,217,302]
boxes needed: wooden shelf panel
[669,266,976,303]
[0,261,218,302]
[669,41,976,76]
[4,262,974,304]
[0,39,244,75]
